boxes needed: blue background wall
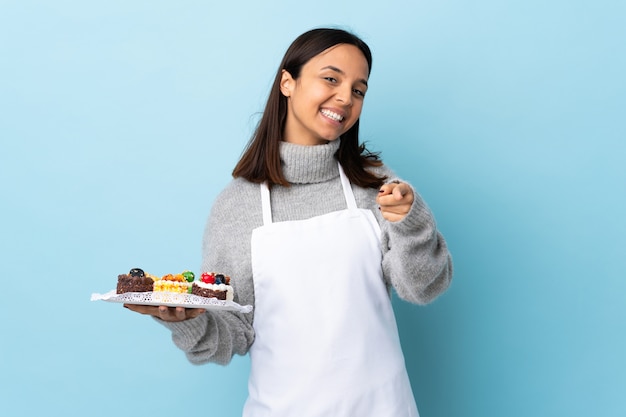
[1,1,624,416]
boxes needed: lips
[320,108,345,122]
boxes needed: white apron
[244,164,419,417]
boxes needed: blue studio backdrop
[1,1,624,416]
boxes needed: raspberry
[201,272,215,284]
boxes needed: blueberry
[129,268,145,278]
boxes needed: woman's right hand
[124,304,206,322]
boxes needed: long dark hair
[232,28,386,188]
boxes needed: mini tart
[153,273,192,293]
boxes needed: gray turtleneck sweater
[158,140,452,365]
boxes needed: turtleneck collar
[279,140,340,184]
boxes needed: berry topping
[182,270,195,282]
[215,274,225,285]
[129,268,145,278]
[201,272,215,284]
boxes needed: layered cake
[153,271,194,294]
[116,268,154,294]
[192,272,234,301]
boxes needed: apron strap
[338,163,358,210]
[260,182,272,225]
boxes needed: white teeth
[321,109,344,122]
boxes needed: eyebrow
[321,65,368,87]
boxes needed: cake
[191,272,234,301]
[116,268,154,294]
[153,271,194,294]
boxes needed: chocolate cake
[191,273,233,301]
[191,284,228,300]
[116,268,154,294]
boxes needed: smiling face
[280,44,369,146]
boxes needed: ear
[280,69,294,98]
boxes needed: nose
[335,85,352,106]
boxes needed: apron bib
[244,164,419,417]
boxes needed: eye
[353,88,366,97]
[324,77,338,83]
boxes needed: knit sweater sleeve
[374,167,453,305]
[155,179,257,365]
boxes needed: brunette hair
[232,28,386,188]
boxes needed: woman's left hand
[376,182,414,222]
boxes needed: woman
[126,28,453,416]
